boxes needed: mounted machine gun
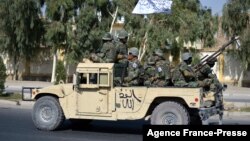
[194,36,241,72]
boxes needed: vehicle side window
[79,73,87,84]
[78,72,110,88]
[99,73,108,85]
[90,73,98,84]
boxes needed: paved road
[1,103,250,141]
[0,106,143,141]
[223,85,250,103]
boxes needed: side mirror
[73,73,78,86]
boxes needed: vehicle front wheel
[151,101,190,125]
[32,96,65,131]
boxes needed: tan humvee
[30,63,223,131]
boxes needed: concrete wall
[3,54,76,82]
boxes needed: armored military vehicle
[28,62,223,131]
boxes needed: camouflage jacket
[97,42,116,63]
[123,59,142,85]
[116,41,128,63]
[196,64,222,92]
[172,62,199,87]
[155,59,171,81]
[197,64,213,80]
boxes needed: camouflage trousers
[123,80,139,87]
[173,80,199,87]
[144,79,169,87]
[114,77,139,87]
[90,53,113,63]
[210,83,223,92]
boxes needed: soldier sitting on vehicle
[197,58,223,92]
[115,47,142,87]
[90,32,116,63]
[143,58,157,87]
[113,30,129,84]
[196,58,223,107]
[153,49,171,86]
[116,30,129,64]
[172,52,211,88]
[144,49,171,87]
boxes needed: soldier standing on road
[172,52,210,87]
[122,47,143,86]
[90,32,116,63]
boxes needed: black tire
[151,101,190,125]
[190,115,202,125]
[32,96,65,131]
[70,119,92,125]
[70,119,92,128]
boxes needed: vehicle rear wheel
[151,101,190,125]
[32,96,65,131]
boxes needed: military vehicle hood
[35,84,74,98]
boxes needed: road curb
[224,111,250,117]
[224,101,250,109]
[0,99,33,109]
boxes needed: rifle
[194,36,240,73]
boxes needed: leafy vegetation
[55,60,66,84]
[0,0,249,80]
[222,0,250,70]
[0,0,44,80]
[0,56,6,93]
[0,93,22,101]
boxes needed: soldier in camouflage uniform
[143,57,157,87]
[116,30,129,64]
[152,49,171,86]
[122,47,143,86]
[90,32,116,63]
[196,58,224,108]
[197,58,223,92]
[114,30,129,82]
[143,49,171,87]
[172,52,211,87]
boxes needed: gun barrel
[194,36,240,72]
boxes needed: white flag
[132,0,173,14]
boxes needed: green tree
[39,0,112,82]
[0,0,44,80]
[222,0,250,69]
[197,8,218,48]
[39,0,75,83]
[222,0,249,87]
[74,0,112,60]
[55,60,66,84]
[112,0,218,62]
[0,56,6,93]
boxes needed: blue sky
[200,0,228,15]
